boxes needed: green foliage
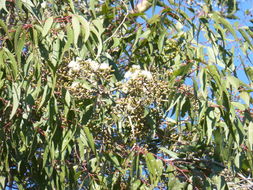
[0,0,253,189]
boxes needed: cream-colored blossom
[124,71,133,79]
[70,81,80,89]
[99,62,110,70]
[76,57,82,62]
[140,70,153,80]
[124,66,152,81]
[68,60,81,72]
[131,70,140,79]
[124,65,141,80]
[86,59,100,71]
[124,70,140,80]
[132,65,141,70]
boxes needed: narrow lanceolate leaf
[239,29,253,49]
[42,17,54,37]
[84,127,96,155]
[77,15,90,42]
[38,85,49,109]
[245,67,253,82]
[0,175,6,189]
[0,0,8,12]
[67,0,75,13]
[60,24,74,60]
[0,19,8,36]
[206,109,215,144]
[248,122,253,151]
[61,129,75,153]
[89,0,96,16]
[14,25,23,52]
[10,83,21,119]
[159,147,178,158]
[4,48,18,79]
[158,29,166,53]
[145,153,156,176]
[65,90,71,107]
[212,13,237,39]
[21,0,34,7]
[16,33,26,64]
[72,15,81,47]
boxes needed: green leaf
[14,25,23,52]
[206,108,215,144]
[0,19,8,36]
[131,180,141,190]
[10,83,21,119]
[240,91,250,106]
[158,29,166,53]
[60,24,74,60]
[0,176,5,189]
[21,0,34,7]
[245,67,253,82]
[248,122,253,151]
[173,63,193,77]
[212,13,237,39]
[231,102,246,110]
[42,17,54,37]
[61,129,75,153]
[89,0,96,16]
[72,15,81,47]
[145,153,155,175]
[91,19,104,58]
[67,0,75,13]
[84,127,96,155]
[77,15,90,42]
[109,152,120,167]
[65,90,71,107]
[38,85,50,109]
[227,75,240,89]
[0,0,8,12]
[159,147,178,158]
[239,28,253,49]
[16,33,26,64]
[4,48,18,79]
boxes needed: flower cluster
[107,66,172,136]
[59,57,112,99]
[124,65,152,81]
[59,62,180,138]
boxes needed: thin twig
[237,173,253,186]
[161,157,225,168]
[103,0,129,44]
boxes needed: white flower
[76,57,82,62]
[99,62,110,70]
[124,71,133,79]
[86,59,100,71]
[124,70,140,80]
[131,70,140,79]
[70,81,80,88]
[140,70,153,80]
[132,65,141,70]
[123,65,153,81]
[68,60,81,72]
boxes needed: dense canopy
[0,0,253,189]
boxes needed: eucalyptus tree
[0,0,253,189]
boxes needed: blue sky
[140,0,253,85]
